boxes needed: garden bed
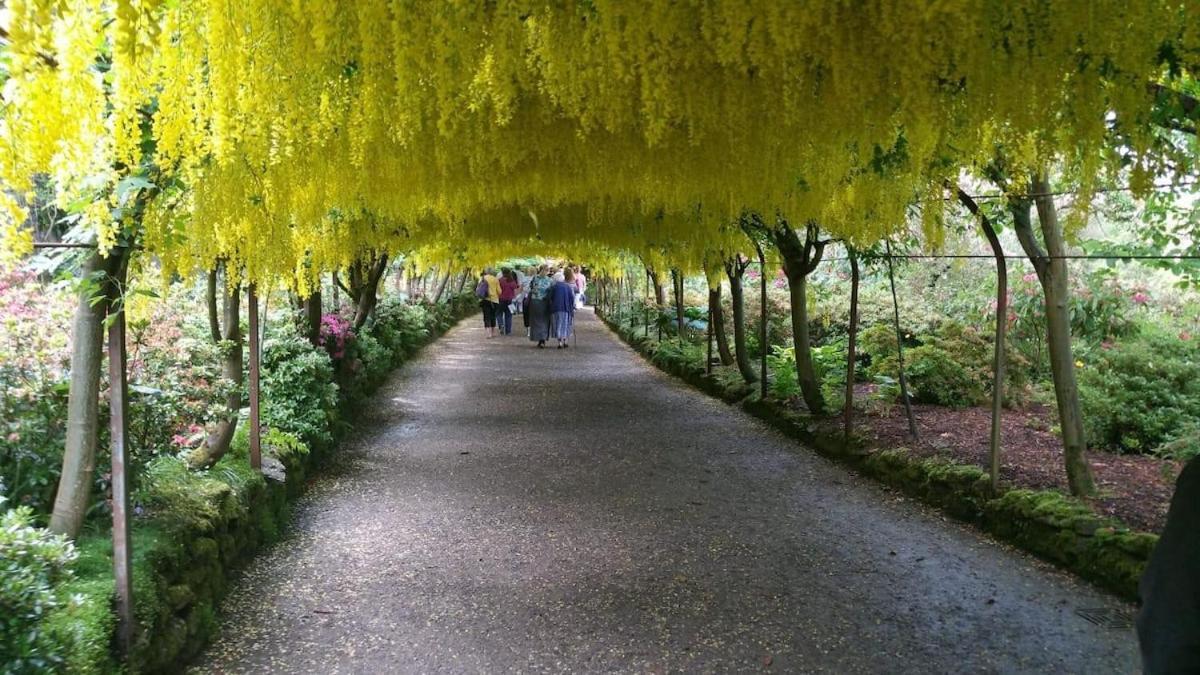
[852,392,1181,533]
[33,294,479,674]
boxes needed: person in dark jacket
[548,268,576,349]
[1137,457,1200,673]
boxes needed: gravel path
[192,309,1138,674]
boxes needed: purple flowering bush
[318,313,354,360]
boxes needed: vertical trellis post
[107,259,134,655]
[885,239,919,439]
[644,269,650,337]
[706,303,714,375]
[248,284,262,471]
[756,242,768,400]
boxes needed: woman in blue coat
[549,269,577,349]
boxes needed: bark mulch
[846,390,1181,533]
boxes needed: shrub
[766,345,801,400]
[862,320,1027,408]
[765,343,846,408]
[0,273,73,515]
[1079,328,1200,457]
[0,503,78,673]
[902,345,983,407]
[260,329,339,449]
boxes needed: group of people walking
[477,264,586,349]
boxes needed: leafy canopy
[1,1,1197,282]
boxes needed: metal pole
[756,242,768,400]
[248,284,262,471]
[107,261,134,656]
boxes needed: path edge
[598,315,1155,601]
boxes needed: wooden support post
[756,243,768,400]
[248,284,262,471]
[107,263,134,656]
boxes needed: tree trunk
[957,186,1006,495]
[432,269,451,304]
[725,258,757,383]
[304,290,322,346]
[206,268,221,343]
[671,268,685,338]
[885,239,919,438]
[49,249,128,538]
[455,269,471,295]
[1012,176,1097,496]
[186,274,243,469]
[844,247,860,441]
[708,283,734,366]
[648,267,666,307]
[768,222,826,415]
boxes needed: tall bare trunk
[186,272,242,469]
[671,268,685,338]
[708,283,734,366]
[767,221,826,415]
[206,268,221,343]
[844,248,860,440]
[725,257,757,383]
[648,268,666,307]
[1011,176,1097,496]
[432,269,451,304]
[957,186,1006,495]
[49,249,128,538]
[885,240,919,438]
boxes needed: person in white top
[572,265,587,308]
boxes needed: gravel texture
[190,309,1138,674]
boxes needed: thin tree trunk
[708,282,734,366]
[49,249,127,538]
[207,268,221,343]
[648,268,666,307]
[433,269,451,303]
[726,258,757,383]
[844,247,860,441]
[455,269,471,295]
[1011,176,1097,496]
[186,274,243,469]
[885,239,918,438]
[957,186,1006,495]
[671,268,685,339]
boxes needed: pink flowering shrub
[318,313,355,360]
[0,272,73,513]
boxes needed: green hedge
[25,293,477,674]
[602,313,1156,600]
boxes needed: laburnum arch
[3,1,1200,656]
[1,0,1197,281]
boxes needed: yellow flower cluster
[1,1,1196,284]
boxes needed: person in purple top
[549,268,577,349]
